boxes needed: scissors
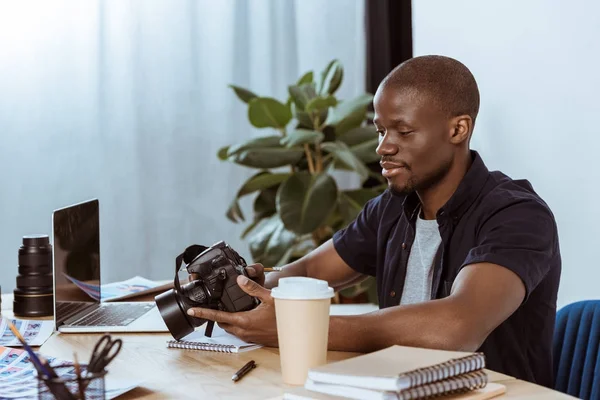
[87,334,122,373]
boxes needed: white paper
[179,324,255,348]
[0,346,140,399]
[0,319,54,347]
[100,276,166,301]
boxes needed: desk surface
[0,294,574,399]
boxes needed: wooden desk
[0,294,573,399]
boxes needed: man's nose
[376,133,398,156]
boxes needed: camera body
[155,241,259,340]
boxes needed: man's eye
[399,131,413,136]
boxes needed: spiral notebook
[166,324,263,353]
[303,345,492,400]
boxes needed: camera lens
[181,281,209,304]
[155,282,209,341]
[13,234,54,317]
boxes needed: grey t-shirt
[400,215,442,305]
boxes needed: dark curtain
[365,0,413,94]
[363,0,413,188]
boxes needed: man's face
[373,86,455,195]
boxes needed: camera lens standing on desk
[13,234,54,317]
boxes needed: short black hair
[381,55,480,123]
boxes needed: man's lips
[380,161,407,178]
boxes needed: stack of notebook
[284,345,507,400]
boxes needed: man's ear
[449,115,472,145]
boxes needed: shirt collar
[439,150,489,222]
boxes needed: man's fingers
[245,266,258,278]
[237,275,271,301]
[245,263,264,278]
[217,322,242,338]
[251,263,264,274]
[187,307,240,325]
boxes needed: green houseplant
[217,60,385,299]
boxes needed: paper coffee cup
[271,277,334,385]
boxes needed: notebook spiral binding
[167,340,237,353]
[398,370,488,400]
[404,353,486,388]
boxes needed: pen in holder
[36,362,106,400]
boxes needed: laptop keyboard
[57,301,85,316]
[72,303,155,327]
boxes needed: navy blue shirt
[333,150,561,388]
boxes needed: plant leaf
[225,136,304,168]
[351,138,380,164]
[343,188,381,208]
[276,172,338,234]
[248,97,292,128]
[319,60,344,95]
[338,126,377,147]
[297,71,314,86]
[237,172,290,197]
[306,96,337,113]
[226,198,244,223]
[324,204,344,231]
[225,172,288,223]
[240,185,279,240]
[321,141,370,182]
[280,129,324,148]
[229,85,258,104]
[291,102,315,129]
[217,146,230,160]
[288,83,317,111]
[230,148,303,169]
[254,186,278,220]
[325,94,373,134]
[226,135,282,156]
[247,215,298,267]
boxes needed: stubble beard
[389,161,452,196]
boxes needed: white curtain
[0,0,366,289]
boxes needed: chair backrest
[553,300,600,399]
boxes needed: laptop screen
[53,199,101,327]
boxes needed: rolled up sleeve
[462,198,559,301]
[332,195,382,276]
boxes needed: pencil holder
[36,362,106,400]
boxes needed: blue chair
[553,300,600,399]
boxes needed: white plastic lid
[271,277,334,300]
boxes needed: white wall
[413,0,600,308]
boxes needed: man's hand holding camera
[186,271,279,347]
[243,263,266,287]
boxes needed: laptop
[52,198,169,333]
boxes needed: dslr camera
[155,241,259,341]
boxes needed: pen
[231,360,256,382]
[263,267,284,272]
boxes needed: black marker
[232,360,256,382]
